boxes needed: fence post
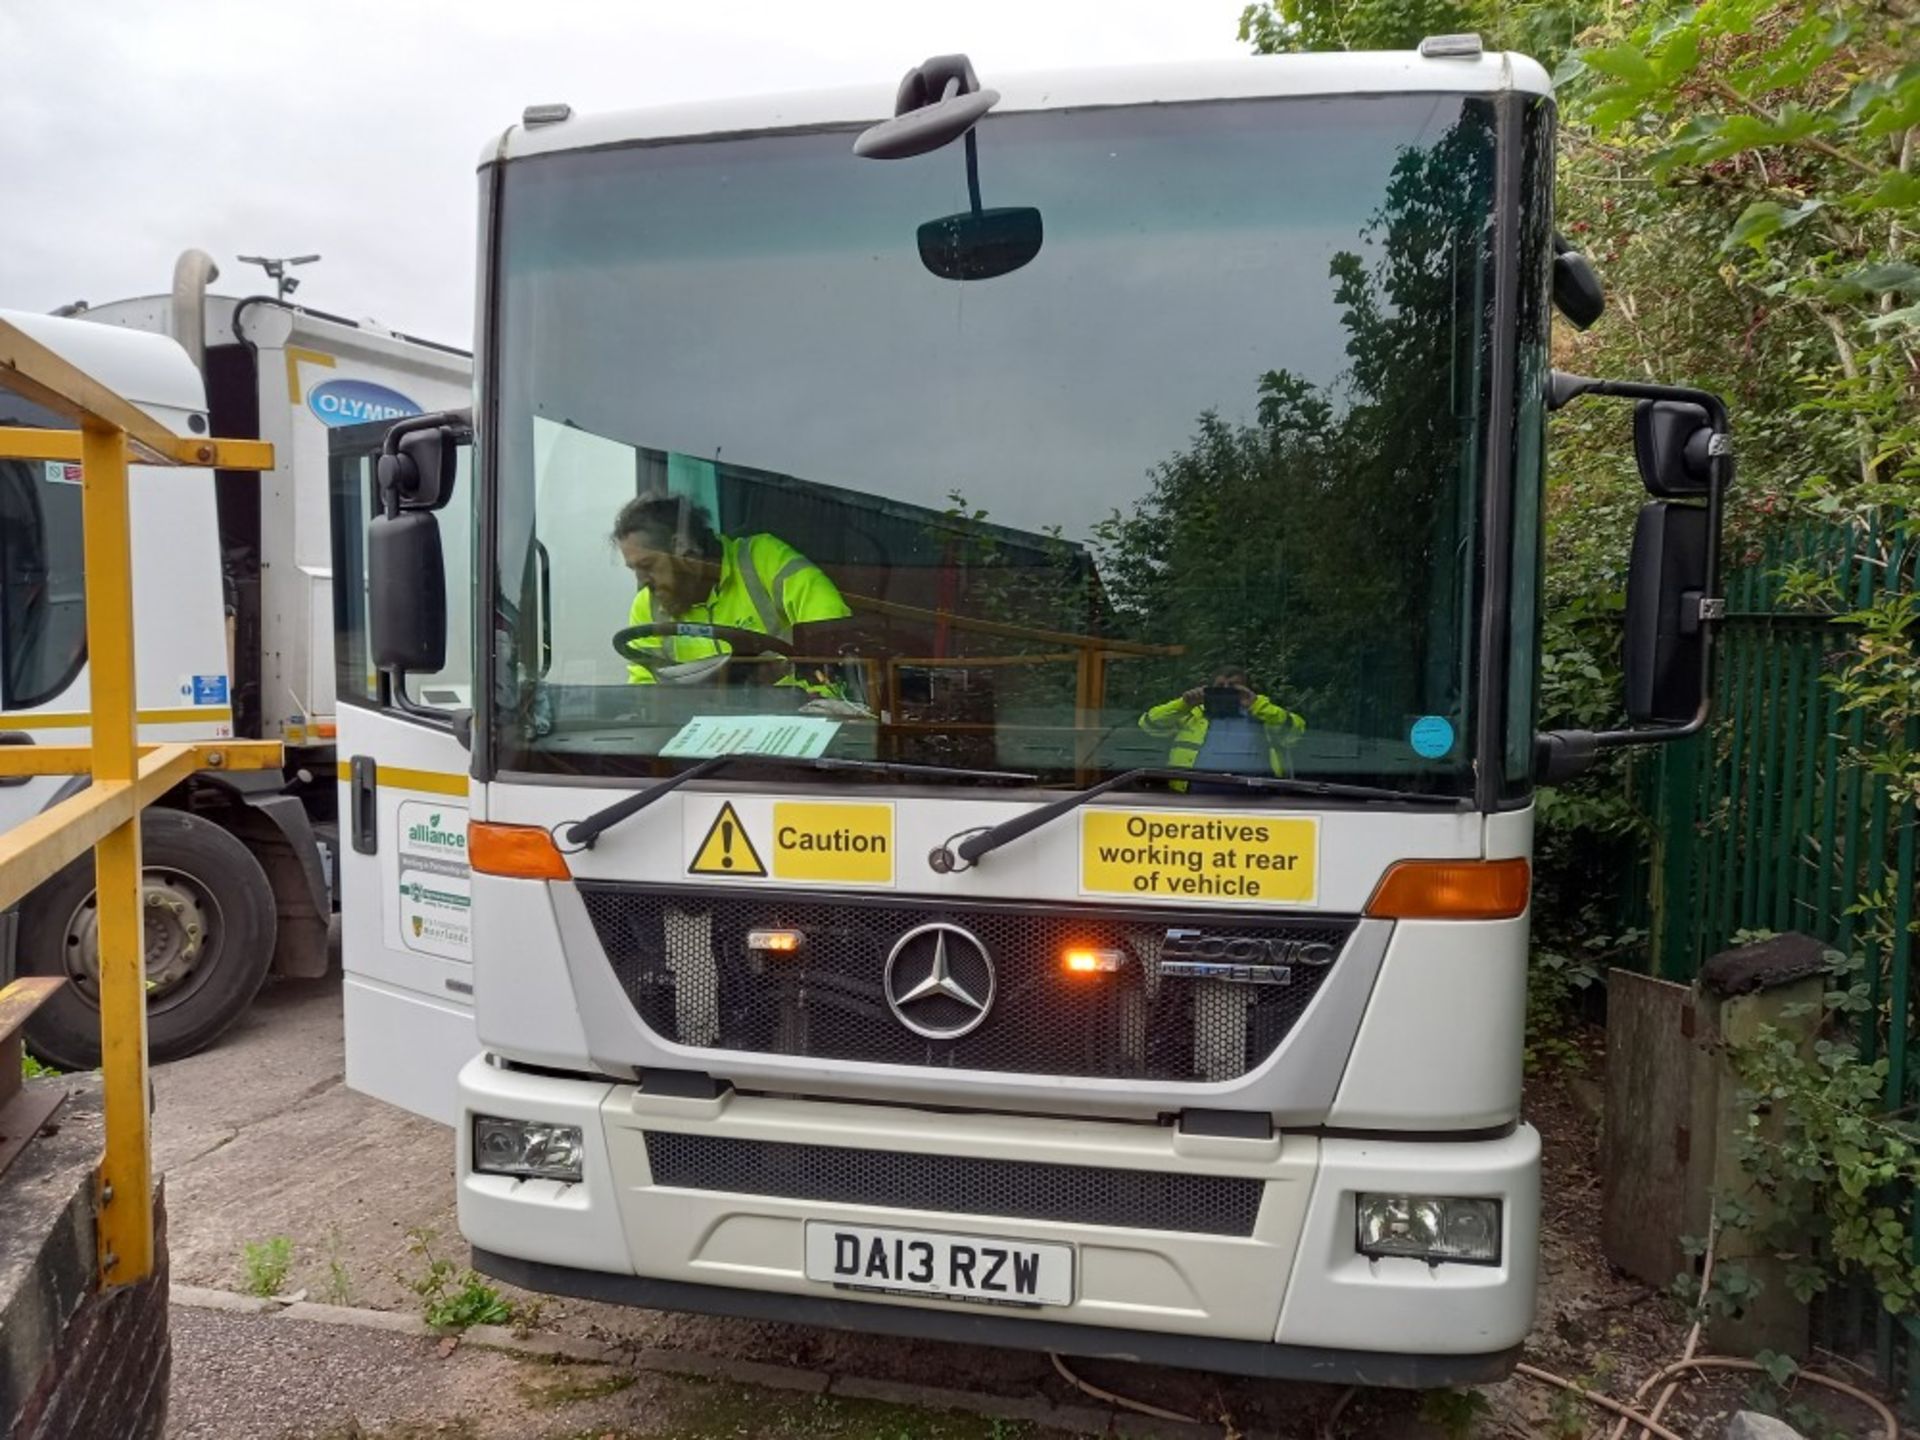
[1693,935,1827,1359]
[1653,734,1703,980]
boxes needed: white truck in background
[0,252,470,1067]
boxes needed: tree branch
[1706,79,1885,180]
[1818,308,1879,487]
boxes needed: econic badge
[1079,810,1319,904]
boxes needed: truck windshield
[490,93,1506,796]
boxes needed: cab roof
[494,50,1553,163]
[0,307,205,417]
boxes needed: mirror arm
[385,677,454,726]
[1536,689,1714,784]
[1548,372,1730,430]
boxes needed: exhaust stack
[170,248,220,374]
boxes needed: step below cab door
[328,418,476,1124]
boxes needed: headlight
[1355,1193,1501,1265]
[472,1116,585,1183]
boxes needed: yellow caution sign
[688,801,768,877]
[772,802,894,885]
[1081,810,1318,903]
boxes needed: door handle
[0,732,31,788]
[535,539,554,677]
[350,754,378,854]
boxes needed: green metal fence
[1636,511,1918,1388]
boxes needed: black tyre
[17,807,277,1070]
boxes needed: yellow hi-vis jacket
[626,532,851,686]
[1137,693,1306,791]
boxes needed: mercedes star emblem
[884,923,996,1040]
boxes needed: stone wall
[0,1087,170,1440]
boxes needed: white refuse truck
[338,46,1731,1382]
[0,258,469,1066]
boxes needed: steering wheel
[612,621,795,685]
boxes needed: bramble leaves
[1722,198,1827,252]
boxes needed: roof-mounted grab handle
[855,52,1000,159]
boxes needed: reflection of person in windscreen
[613,495,852,692]
[1138,665,1306,792]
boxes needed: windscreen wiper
[935,766,1464,871]
[563,754,1036,851]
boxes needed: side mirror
[369,510,447,673]
[1535,374,1731,781]
[1624,501,1710,725]
[1634,400,1715,498]
[918,207,1044,281]
[1551,232,1606,330]
[377,424,458,512]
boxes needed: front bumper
[456,1055,1539,1385]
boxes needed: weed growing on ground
[509,1296,548,1338]
[240,1236,293,1297]
[322,1225,353,1306]
[1417,1387,1490,1440]
[21,1053,59,1080]
[405,1226,513,1331]
[1543,1385,1585,1439]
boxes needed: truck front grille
[643,1132,1264,1236]
[579,885,1354,1083]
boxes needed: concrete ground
[167,1300,1110,1440]
[150,976,1646,1439]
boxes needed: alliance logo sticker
[306,377,423,428]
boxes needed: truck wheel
[16,808,278,1070]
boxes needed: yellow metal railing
[0,316,279,1287]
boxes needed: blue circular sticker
[1409,715,1455,759]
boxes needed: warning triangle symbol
[688,801,767,877]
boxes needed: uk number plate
[804,1222,1074,1308]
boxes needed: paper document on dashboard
[659,714,842,760]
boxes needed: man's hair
[611,494,723,560]
[1211,663,1250,686]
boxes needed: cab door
[328,419,476,1124]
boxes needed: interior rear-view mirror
[1624,501,1710,726]
[1634,400,1715,498]
[918,207,1044,282]
[369,510,447,674]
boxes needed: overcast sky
[0,1,1249,345]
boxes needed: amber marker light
[1365,858,1531,920]
[1062,947,1124,975]
[747,928,804,955]
[468,822,571,881]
